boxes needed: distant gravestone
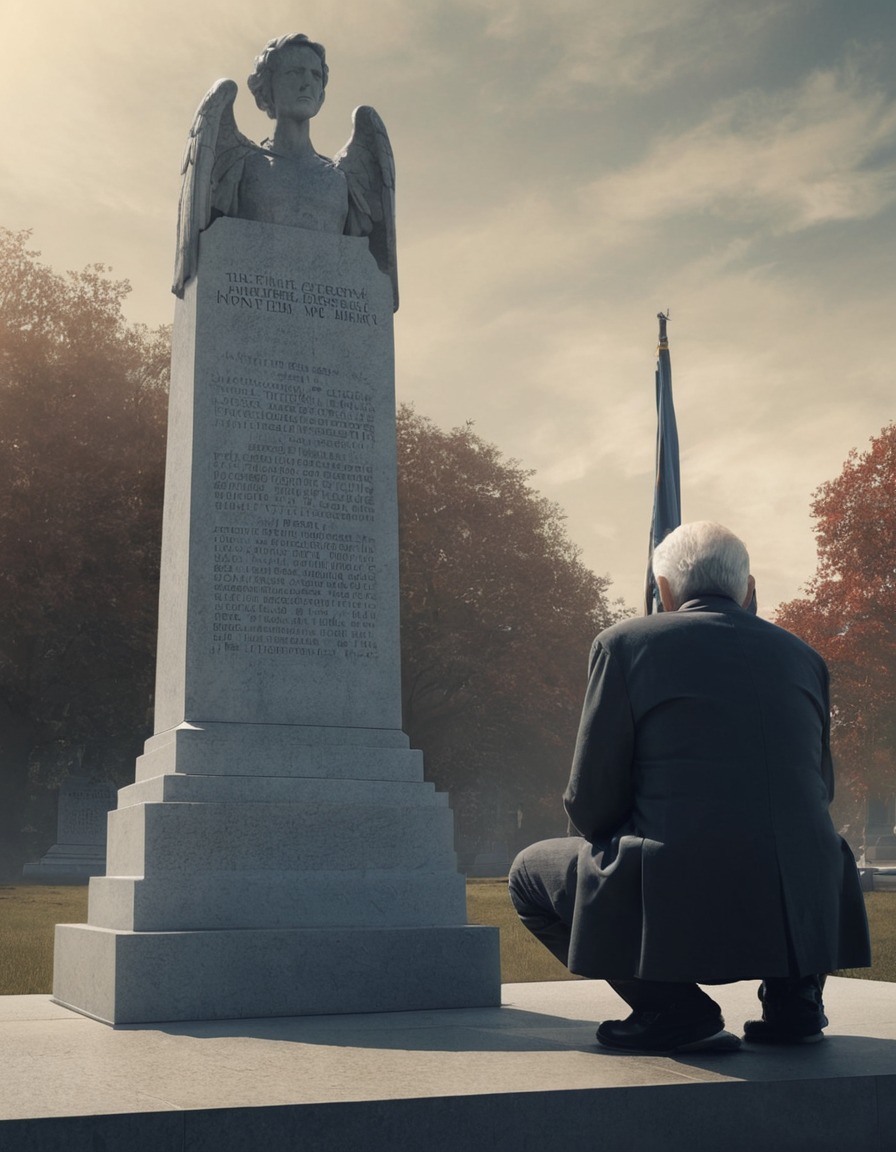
[864,795,896,863]
[53,33,500,1024]
[23,777,116,883]
[468,842,512,878]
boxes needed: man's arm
[563,640,636,842]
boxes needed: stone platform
[2,977,895,1151]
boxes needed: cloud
[396,171,895,613]
[585,59,896,237]
[3,0,894,619]
[456,0,784,101]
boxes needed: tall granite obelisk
[53,34,500,1024]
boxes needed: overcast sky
[3,0,894,617]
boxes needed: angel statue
[172,33,397,309]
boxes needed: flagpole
[644,311,681,615]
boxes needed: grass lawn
[0,880,893,995]
[0,885,89,995]
[466,878,576,983]
[467,880,896,984]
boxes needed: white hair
[652,521,750,607]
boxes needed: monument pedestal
[53,221,500,1024]
[54,924,498,1026]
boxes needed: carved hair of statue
[247,34,329,118]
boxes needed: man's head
[652,521,754,611]
[248,34,329,120]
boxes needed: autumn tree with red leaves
[776,424,896,837]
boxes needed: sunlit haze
[3,0,894,617]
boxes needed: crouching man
[509,521,870,1052]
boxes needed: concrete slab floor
[1,977,894,1123]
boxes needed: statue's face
[270,44,325,122]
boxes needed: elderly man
[509,521,870,1052]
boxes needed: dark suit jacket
[563,595,871,982]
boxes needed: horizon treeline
[0,228,624,876]
[1,228,891,877]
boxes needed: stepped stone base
[53,923,500,1025]
[86,870,469,931]
[134,722,423,782]
[53,729,501,1024]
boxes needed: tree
[397,405,627,856]
[775,424,896,835]
[0,230,627,874]
[0,229,169,876]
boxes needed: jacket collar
[677,594,744,614]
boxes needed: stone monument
[53,34,500,1024]
[23,776,117,884]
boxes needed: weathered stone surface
[157,219,401,735]
[87,870,468,931]
[118,770,440,807]
[103,801,458,876]
[133,722,422,782]
[53,924,500,1025]
[53,217,499,1023]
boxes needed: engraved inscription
[208,352,380,661]
[214,269,381,325]
[301,281,379,325]
[57,781,116,846]
[216,272,298,314]
[211,522,378,658]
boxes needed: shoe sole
[675,1029,743,1053]
[743,1031,825,1045]
[596,1028,742,1054]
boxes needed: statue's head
[248,34,329,120]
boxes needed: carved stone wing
[172,79,256,297]
[333,106,398,311]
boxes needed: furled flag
[644,311,681,614]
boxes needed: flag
[644,311,681,614]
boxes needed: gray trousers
[507,837,720,1014]
[508,836,825,1016]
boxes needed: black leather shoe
[743,976,828,1045]
[596,1005,742,1053]
[742,1019,826,1044]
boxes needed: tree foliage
[397,406,626,853]
[776,424,896,812]
[0,231,627,874]
[0,229,169,874]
